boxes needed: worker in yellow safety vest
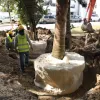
[14,25,33,73]
[5,30,14,51]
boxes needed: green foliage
[16,0,28,25]
[20,0,47,26]
[16,0,47,28]
[0,0,17,12]
[34,3,47,25]
[0,0,46,27]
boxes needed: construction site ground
[0,30,100,100]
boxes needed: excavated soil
[0,45,38,100]
[0,35,100,100]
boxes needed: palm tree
[18,0,45,40]
[52,0,68,59]
[20,0,37,33]
[52,0,87,59]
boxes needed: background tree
[17,0,28,26]
[0,0,46,35]
[20,0,46,40]
[0,0,18,23]
[66,0,87,50]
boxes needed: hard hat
[17,22,21,26]
[8,30,13,34]
[18,25,24,31]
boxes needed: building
[70,0,88,19]
[43,0,87,18]
[94,0,100,17]
[44,0,100,19]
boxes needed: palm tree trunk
[52,0,68,59]
[66,0,71,49]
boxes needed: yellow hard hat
[8,30,13,34]
[17,21,21,26]
[18,25,24,31]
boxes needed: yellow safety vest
[7,36,13,43]
[17,34,29,52]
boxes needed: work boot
[20,70,26,76]
[20,69,25,73]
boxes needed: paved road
[0,22,100,31]
[0,23,18,31]
[37,22,100,31]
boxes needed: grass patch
[93,25,100,30]
[71,24,100,34]
[71,27,83,34]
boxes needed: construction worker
[5,30,14,51]
[14,25,33,73]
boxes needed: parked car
[0,16,19,23]
[0,17,3,23]
[0,19,2,23]
[12,16,19,22]
[39,15,56,24]
[3,17,11,23]
[70,15,82,22]
[91,14,100,22]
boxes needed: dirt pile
[35,27,54,53]
[36,27,53,41]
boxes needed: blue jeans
[19,51,29,72]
